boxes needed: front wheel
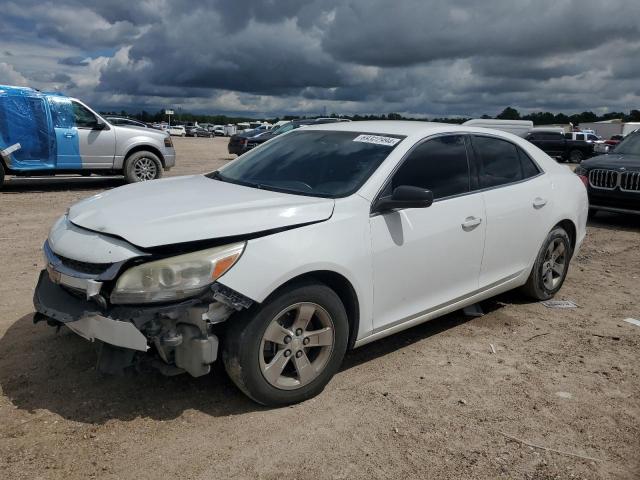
[521,227,571,300]
[223,282,349,406]
[123,151,163,183]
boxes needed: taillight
[164,136,173,148]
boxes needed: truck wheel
[123,151,163,183]
[521,227,571,301]
[0,162,5,189]
[223,282,349,406]
[568,150,583,163]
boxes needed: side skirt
[353,271,525,348]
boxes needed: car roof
[302,120,459,136]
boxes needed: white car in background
[167,125,186,137]
[34,121,588,406]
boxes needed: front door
[370,135,486,331]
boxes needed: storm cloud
[0,0,638,117]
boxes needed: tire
[223,282,349,406]
[521,227,572,300]
[0,162,5,189]
[568,149,584,163]
[123,151,163,183]
[181,133,186,137]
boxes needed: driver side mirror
[373,185,434,213]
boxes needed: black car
[227,118,350,155]
[187,127,214,138]
[575,131,640,217]
[525,131,594,163]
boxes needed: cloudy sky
[1,0,639,118]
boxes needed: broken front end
[34,219,252,377]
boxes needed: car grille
[620,171,640,192]
[589,169,640,193]
[589,169,618,190]
[58,255,111,276]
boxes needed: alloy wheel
[133,157,158,181]
[541,238,567,290]
[259,302,335,390]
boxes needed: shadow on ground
[0,176,124,193]
[0,302,500,423]
[588,211,640,232]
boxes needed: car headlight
[110,242,245,304]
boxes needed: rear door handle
[533,197,547,209]
[461,216,482,231]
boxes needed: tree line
[99,107,640,126]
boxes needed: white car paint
[67,175,335,248]
[46,120,588,348]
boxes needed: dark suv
[228,118,351,155]
[575,131,640,216]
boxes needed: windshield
[614,133,640,155]
[211,130,405,197]
[271,122,296,136]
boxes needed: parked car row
[228,117,351,155]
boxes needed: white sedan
[35,121,588,405]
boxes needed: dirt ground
[0,137,638,480]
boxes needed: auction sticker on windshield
[353,134,401,147]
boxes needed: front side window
[473,136,523,188]
[71,101,97,128]
[214,130,405,197]
[575,133,585,141]
[390,135,470,199]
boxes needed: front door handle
[533,197,548,209]
[64,132,76,138]
[461,216,482,231]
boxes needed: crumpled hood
[68,175,335,248]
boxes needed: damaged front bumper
[33,267,252,377]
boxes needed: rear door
[47,96,81,169]
[370,135,486,330]
[470,135,552,288]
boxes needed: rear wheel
[521,227,571,300]
[223,282,348,406]
[568,149,584,163]
[123,151,163,183]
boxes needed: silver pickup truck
[0,85,176,187]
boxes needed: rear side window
[391,135,470,199]
[519,149,541,178]
[473,136,523,188]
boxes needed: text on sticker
[353,134,401,147]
